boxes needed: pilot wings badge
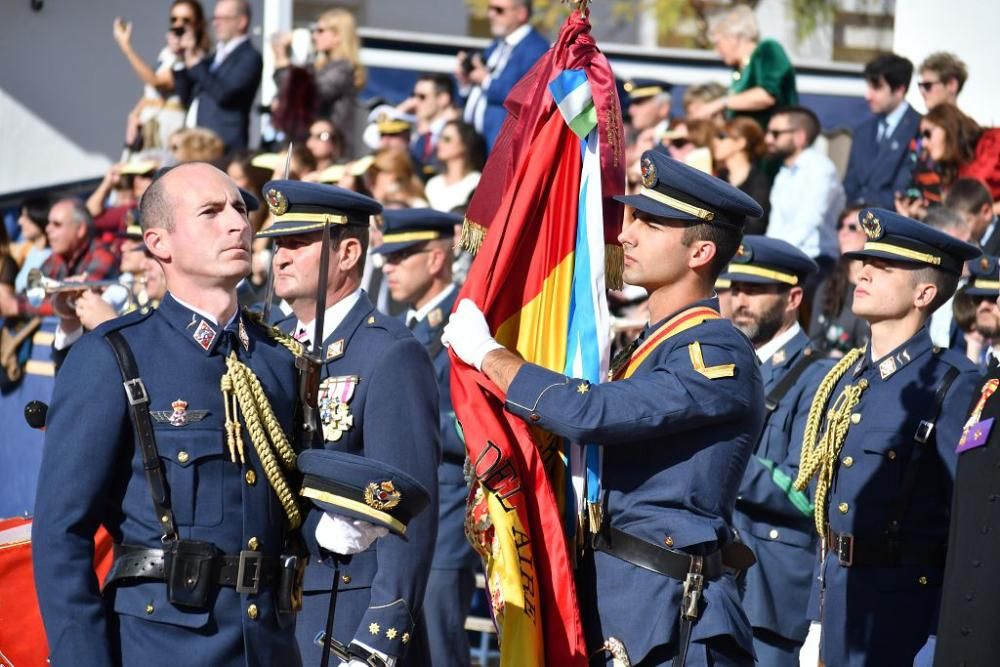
[151,399,209,427]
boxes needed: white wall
[895,0,1000,125]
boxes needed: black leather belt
[106,544,282,595]
[826,527,947,568]
[590,526,754,580]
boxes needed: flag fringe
[460,218,488,255]
[605,244,623,290]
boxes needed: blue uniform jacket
[477,28,549,151]
[807,328,980,667]
[504,298,765,664]
[401,287,477,570]
[286,292,440,663]
[734,330,833,643]
[842,106,922,210]
[32,293,300,667]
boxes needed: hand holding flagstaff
[441,299,503,370]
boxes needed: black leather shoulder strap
[104,330,177,541]
[765,346,821,413]
[887,363,960,538]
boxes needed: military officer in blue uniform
[793,208,981,667]
[32,162,303,667]
[375,208,480,667]
[444,150,765,666]
[258,180,440,667]
[719,237,833,666]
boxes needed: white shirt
[294,289,362,349]
[405,283,456,328]
[767,146,845,260]
[878,100,910,143]
[425,172,481,213]
[755,322,802,364]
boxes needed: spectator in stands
[946,177,1000,254]
[174,0,262,153]
[683,81,728,121]
[952,286,984,365]
[924,206,972,350]
[624,79,672,133]
[918,52,968,111]
[842,54,921,210]
[401,73,458,178]
[809,204,870,356]
[169,127,226,163]
[0,221,17,305]
[456,0,549,151]
[272,8,365,156]
[663,118,715,172]
[86,158,158,245]
[367,148,428,208]
[425,121,485,213]
[269,65,317,144]
[12,198,51,293]
[112,1,209,150]
[712,117,772,234]
[225,151,271,232]
[765,106,844,282]
[899,103,1000,216]
[0,199,117,318]
[301,119,345,177]
[698,5,797,128]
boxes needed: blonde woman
[273,8,365,154]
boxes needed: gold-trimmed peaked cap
[615,148,763,229]
[622,77,672,103]
[255,179,382,238]
[721,236,818,286]
[297,449,431,538]
[844,207,981,275]
[965,253,1000,296]
[373,208,462,256]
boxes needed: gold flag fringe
[460,218,487,255]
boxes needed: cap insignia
[981,256,991,271]
[365,480,402,511]
[861,210,883,241]
[265,188,288,216]
[733,243,752,263]
[640,157,657,188]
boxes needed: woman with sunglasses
[898,103,1000,218]
[712,117,772,235]
[424,121,486,213]
[808,205,871,356]
[272,9,365,157]
[112,1,209,151]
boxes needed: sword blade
[312,218,332,360]
[260,239,276,322]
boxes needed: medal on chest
[957,378,999,453]
[318,375,359,442]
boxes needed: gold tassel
[604,243,624,290]
[460,218,487,255]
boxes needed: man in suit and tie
[456,0,549,152]
[946,177,1000,255]
[175,0,263,153]
[842,53,922,210]
[377,209,479,667]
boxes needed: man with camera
[456,0,548,152]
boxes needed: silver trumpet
[25,268,134,313]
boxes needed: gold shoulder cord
[793,347,867,538]
[243,309,305,357]
[218,311,305,529]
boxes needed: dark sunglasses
[972,293,997,304]
[917,80,940,92]
[766,128,795,138]
[310,131,332,141]
[669,138,692,149]
[383,247,431,265]
[487,5,507,14]
[921,129,934,140]
[837,222,861,232]
[715,132,730,140]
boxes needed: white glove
[315,512,388,555]
[799,621,821,666]
[441,299,504,370]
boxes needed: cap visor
[373,239,424,255]
[718,271,785,285]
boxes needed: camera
[171,26,186,37]
[460,52,479,77]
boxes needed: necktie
[877,118,889,143]
[406,315,418,330]
[422,132,433,162]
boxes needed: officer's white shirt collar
[503,23,533,48]
[881,100,910,140]
[295,288,362,347]
[755,322,801,363]
[171,292,238,329]
[405,283,455,327]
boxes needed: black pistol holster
[163,539,219,607]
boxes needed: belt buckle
[915,420,934,444]
[834,532,854,567]
[236,550,263,594]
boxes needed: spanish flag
[452,10,625,666]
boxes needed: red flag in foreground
[452,10,625,666]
